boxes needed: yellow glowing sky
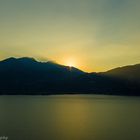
[0,0,140,72]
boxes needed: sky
[0,0,140,72]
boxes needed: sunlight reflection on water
[0,95,140,140]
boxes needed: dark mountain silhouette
[0,57,139,95]
[102,64,140,83]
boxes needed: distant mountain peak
[0,57,84,74]
[2,57,16,62]
[17,57,37,62]
[1,57,37,63]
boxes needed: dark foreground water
[0,95,140,140]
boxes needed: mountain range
[0,57,139,96]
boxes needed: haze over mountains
[0,57,139,96]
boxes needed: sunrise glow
[64,59,76,67]
[0,0,140,72]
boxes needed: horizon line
[0,56,139,73]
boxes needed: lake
[0,95,140,140]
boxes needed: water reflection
[47,96,91,140]
[0,95,140,140]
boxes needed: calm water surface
[0,95,140,140]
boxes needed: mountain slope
[102,64,140,83]
[0,57,85,94]
[0,57,139,95]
